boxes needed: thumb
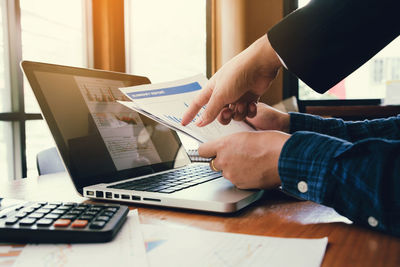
[198,140,219,158]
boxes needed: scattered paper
[119,74,255,143]
[0,245,24,267]
[13,210,148,267]
[6,210,328,267]
[384,80,400,105]
[142,224,328,267]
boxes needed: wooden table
[1,173,400,266]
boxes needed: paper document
[0,244,24,266]
[13,210,148,267]
[119,74,255,143]
[142,224,328,267]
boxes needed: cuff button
[297,181,308,193]
[368,216,378,227]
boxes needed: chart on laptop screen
[74,76,162,170]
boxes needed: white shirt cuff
[275,52,287,69]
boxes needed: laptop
[21,61,263,213]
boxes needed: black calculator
[0,200,129,243]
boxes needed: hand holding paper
[118,74,255,143]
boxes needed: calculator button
[52,209,67,215]
[5,217,19,225]
[28,213,45,219]
[68,210,83,215]
[61,202,77,207]
[15,212,27,218]
[95,216,110,222]
[19,218,36,226]
[83,211,97,216]
[88,207,102,212]
[44,213,60,220]
[101,211,114,217]
[54,219,71,227]
[79,215,94,221]
[57,206,71,210]
[43,205,58,210]
[29,204,42,209]
[14,205,24,211]
[89,221,106,229]
[36,219,54,227]
[73,207,86,212]
[60,215,77,220]
[71,220,88,228]
[37,201,48,205]
[36,208,52,214]
[77,204,91,207]
[49,202,62,206]
[21,207,35,213]
[105,207,118,213]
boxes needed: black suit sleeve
[268,0,400,93]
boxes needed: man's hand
[198,131,290,189]
[181,34,282,127]
[246,103,290,133]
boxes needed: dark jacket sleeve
[268,0,400,93]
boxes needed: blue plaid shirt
[278,112,400,236]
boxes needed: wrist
[279,113,291,133]
[249,34,282,77]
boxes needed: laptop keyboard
[107,165,222,194]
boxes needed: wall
[213,0,283,105]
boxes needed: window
[285,0,400,104]
[125,0,207,83]
[125,0,207,148]
[0,0,88,180]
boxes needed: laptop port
[86,191,94,196]
[105,192,112,199]
[96,191,104,198]
[114,194,120,198]
[121,194,130,200]
[143,198,161,202]
[132,195,141,201]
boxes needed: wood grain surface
[1,173,399,266]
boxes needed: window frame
[0,0,90,179]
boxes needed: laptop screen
[21,61,191,193]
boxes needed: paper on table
[13,210,148,267]
[0,244,24,266]
[142,224,328,267]
[118,74,255,143]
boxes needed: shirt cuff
[275,51,288,69]
[278,131,352,203]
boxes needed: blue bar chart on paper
[118,74,255,143]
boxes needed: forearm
[278,132,400,236]
[289,112,400,141]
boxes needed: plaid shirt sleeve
[278,113,400,236]
[289,112,400,141]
